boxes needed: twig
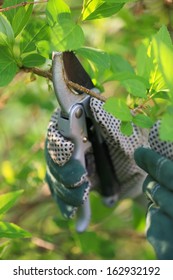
[0,0,48,12]
[132,91,158,115]
[67,80,107,102]
[22,66,52,81]
[22,66,106,102]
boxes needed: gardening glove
[45,97,148,221]
[134,121,173,260]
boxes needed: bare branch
[22,67,107,102]
[67,80,107,102]
[22,66,52,81]
[0,0,48,12]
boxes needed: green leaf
[46,0,71,26]
[90,193,113,222]
[0,47,18,87]
[154,25,172,48]
[22,54,46,67]
[132,201,146,231]
[0,222,31,238]
[12,3,33,37]
[3,0,32,23]
[103,97,132,121]
[20,23,50,54]
[106,70,149,88]
[110,53,134,73]
[120,121,133,136]
[76,47,110,73]
[0,241,10,258]
[0,190,24,215]
[0,14,14,45]
[133,114,154,128]
[36,40,52,59]
[76,231,114,258]
[107,71,136,82]
[82,0,128,21]
[121,79,147,98]
[157,42,173,95]
[146,26,173,93]
[155,90,169,100]
[0,32,9,46]
[149,66,166,93]
[136,42,152,80]
[160,111,173,141]
[51,18,85,51]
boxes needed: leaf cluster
[0,0,173,140]
[104,25,173,138]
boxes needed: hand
[45,98,148,221]
[134,145,173,260]
[45,109,90,219]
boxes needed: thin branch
[67,80,107,102]
[0,0,48,12]
[132,92,157,115]
[21,66,158,110]
[22,66,52,81]
[22,67,107,102]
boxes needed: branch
[67,80,107,102]
[22,67,107,102]
[22,66,52,81]
[0,0,48,12]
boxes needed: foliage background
[1,0,173,260]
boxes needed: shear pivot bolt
[75,108,83,118]
[83,137,88,143]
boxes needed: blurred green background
[1,0,173,260]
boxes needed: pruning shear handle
[52,51,120,232]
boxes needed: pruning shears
[52,51,120,232]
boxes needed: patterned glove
[45,97,148,223]
[134,122,173,260]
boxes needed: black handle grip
[87,120,120,199]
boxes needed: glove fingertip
[134,147,153,170]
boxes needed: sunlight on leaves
[51,18,85,51]
[46,0,71,26]
[82,0,128,21]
